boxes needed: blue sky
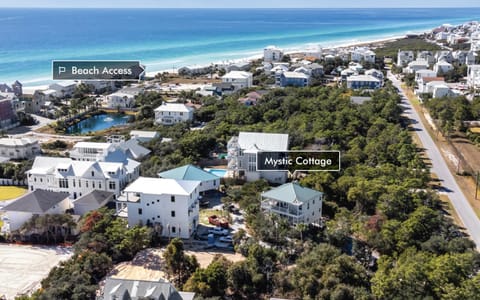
[1,0,479,8]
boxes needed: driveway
[0,244,72,299]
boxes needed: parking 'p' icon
[58,66,66,75]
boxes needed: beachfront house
[346,75,382,90]
[158,164,220,193]
[27,156,140,199]
[227,131,289,184]
[80,80,116,93]
[154,103,194,125]
[397,50,415,67]
[1,190,71,233]
[116,177,200,238]
[304,44,323,59]
[0,137,40,161]
[279,71,310,87]
[264,45,284,63]
[471,31,480,51]
[434,61,454,75]
[221,71,253,91]
[47,81,77,98]
[468,65,480,89]
[261,182,323,225]
[351,48,376,63]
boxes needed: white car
[208,227,229,236]
[219,235,233,243]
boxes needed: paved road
[389,72,480,249]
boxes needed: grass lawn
[199,209,229,226]
[0,186,27,201]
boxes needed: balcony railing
[261,202,303,217]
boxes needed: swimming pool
[206,168,227,178]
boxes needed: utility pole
[476,171,479,200]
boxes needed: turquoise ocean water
[0,8,479,86]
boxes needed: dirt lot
[109,247,245,281]
[0,244,72,299]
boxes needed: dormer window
[91,171,94,176]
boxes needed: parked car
[219,235,233,243]
[227,204,240,214]
[208,215,229,228]
[208,227,229,236]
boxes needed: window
[92,182,95,188]
[171,211,175,217]
[171,196,175,203]
[99,182,101,189]
[59,178,69,188]
[214,180,216,186]
[109,181,116,190]
[138,208,142,215]
[171,226,176,233]
[79,180,81,187]
[91,171,94,176]
[86,180,89,188]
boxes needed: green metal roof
[158,164,220,181]
[261,182,322,204]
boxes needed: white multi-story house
[27,156,140,199]
[264,45,284,63]
[415,69,437,82]
[404,60,429,74]
[70,142,116,161]
[45,81,77,98]
[104,92,135,108]
[221,71,253,91]
[468,65,480,89]
[417,51,435,65]
[0,137,40,160]
[397,50,415,67]
[351,48,376,63]
[227,131,289,184]
[434,61,454,75]
[261,182,323,225]
[117,177,200,238]
[346,75,382,90]
[154,103,194,125]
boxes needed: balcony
[261,201,303,217]
[117,192,140,203]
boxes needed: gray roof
[118,139,151,160]
[74,190,114,206]
[2,190,69,213]
[350,96,372,105]
[101,277,186,300]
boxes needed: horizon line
[1,6,480,9]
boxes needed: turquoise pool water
[207,169,227,178]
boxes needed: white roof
[222,71,252,80]
[426,81,448,87]
[29,156,128,178]
[408,60,429,67]
[282,71,309,79]
[237,132,289,152]
[416,69,436,74]
[347,75,381,82]
[436,61,453,66]
[108,92,135,98]
[130,130,159,139]
[73,142,112,150]
[0,137,37,147]
[124,177,200,196]
[265,45,281,50]
[154,103,194,113]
